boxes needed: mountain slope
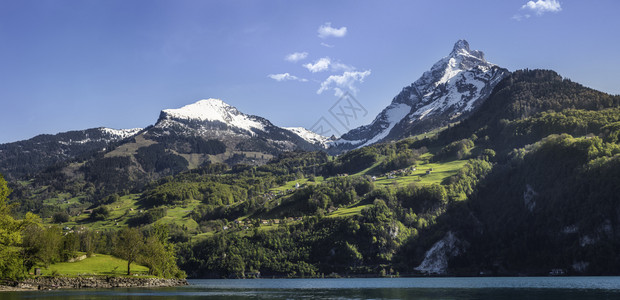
[330,40,508,153]
[430,69,620,153]
[284,127,331,148]
[148,99,321,156]
[13,99,326,198]
[396,69,620,275]
[156,99,267,135]
[0,127,141,180]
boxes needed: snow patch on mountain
[160,99,266,134]
[359,103,411,147]
[150,98,325,154]
[100,127,142,140]
[284,127,330,148]
[56,127,142,146]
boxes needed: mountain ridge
[156,99,267,135]
[329,40,508,153]
[0,127,142,180]
[0,98,329,181]
[148,98,322,155]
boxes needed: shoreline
[0,276,188,291]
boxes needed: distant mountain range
[0,40,513,180]
[0,127,142,180]
[0,98,331,181]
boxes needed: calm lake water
[2,277,620,299]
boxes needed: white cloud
[514,0,561,20]
[268,73,308,82]
[320,42,335,48]
[285,52,308,62]
[318,22,347,39]
[303,57,331,73]
[303,57,354,73]
[317,70,371,97]
[331,62,355,72]
[522,0,562,15]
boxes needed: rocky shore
[3,277,188,291]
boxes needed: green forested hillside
[432,69,620,154]
[3,69,620,279]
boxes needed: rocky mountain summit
[330,40,508,153]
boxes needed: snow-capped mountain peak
[158,98,266,133]
[330,40,508,153]
[452,39,470,52]
[284,127,331,148]
[162,98,233,122]
[449,39,485,61]
[151,98,324,155]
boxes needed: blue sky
[1,0,619,143]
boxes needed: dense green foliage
[0,175,31,279]
[136,144,189,173]
[128,207,166,227]
[174,155,491,277]
[326,147,378,175]
[380,148,420,172]
[406,135,620,275]
[179,212,410,278]
[0,174,185,280]
[142,181,247,206]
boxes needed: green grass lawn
[374,159,468,187]
[66,194,143,230]
[351,161,383,176]
[65,194,200,232]
[42,194,85,210]
[256,223,280,231]
[155,200,200,231]
[405,124,453,141]
[418,152,434,162]
[327,202,372,218]
[39,253,149,277]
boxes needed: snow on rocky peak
[331,40,508,152]
[152,98,325,154]
[100,127,142,140]
[284,127,331,148]
[159,98,266,133]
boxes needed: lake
[2,277,620,299]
